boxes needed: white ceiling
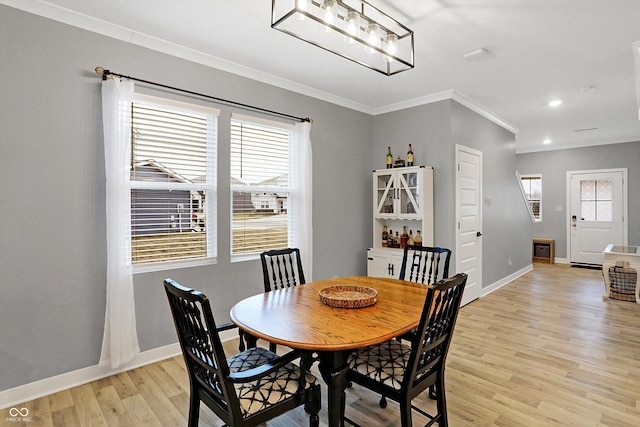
[6,0,640,153]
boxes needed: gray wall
[371,100,531,288]
[450,102,532,286]
[516,141,640,258]
[371,100,454,248]
[0,6,371,391]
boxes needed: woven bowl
[318,285,378,308]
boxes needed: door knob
[476,231,482,237]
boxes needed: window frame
[517,172,542,223]
[579,178,613,222]
[130,93,219,273]
[229,113,295,262]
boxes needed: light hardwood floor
[5,264,640,426]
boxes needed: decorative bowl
[318,285,378,308]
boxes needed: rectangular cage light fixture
[271,0,414,76]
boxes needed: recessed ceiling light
[548,99,562,107]
[463,48,489,61]
[543,139,552,144]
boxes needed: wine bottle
[400,226,409,248]
[386,147,393,169]
[407,143,414,166]
[408,229,414,246]
[382,225,388,247]
[414,230,422,247]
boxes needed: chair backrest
[163,279,240,421]
[260,248,306,292]
[405,273,467,391]
[398,245,451,285]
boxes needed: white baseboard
[479,264,534,299]
[0,328,238,410]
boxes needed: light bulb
[296,0,309,20]
[383,33,398,62]
[344,11,360,44]
[366,23,380,53]
[321,0,337,32]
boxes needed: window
[581,179,613,221]
[230,115,293,257]
[130,94,217,268]
[517,173,542,222]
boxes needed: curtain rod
[94,67,311,123]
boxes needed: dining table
[230,275,429,427]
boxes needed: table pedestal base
[318,350,350,427]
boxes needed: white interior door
[568,169,627,265]
[456,145,482,306]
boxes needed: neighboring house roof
[255,173,288,187]
[133,159,192,183]
[230,176,248,186]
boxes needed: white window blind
[130,94,217,265]
[230,116,293,256]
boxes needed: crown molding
[516,136,640,154]
[1,0,374,114]
[3,0,519,134]
[450,90,519,134]
[371,89,456,115]
[371,89,519,134]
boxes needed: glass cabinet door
[374,170,397,217]
[397,169,421,217]
[374,168,422,218]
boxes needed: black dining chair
[346,273,467,427]
[164,278,321,427]
[260,247,306,292]
[396,245,452,347]
[399,244,451,284]
[258,248,306,353]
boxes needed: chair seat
[348,340,411,391]
[228,347,319,417]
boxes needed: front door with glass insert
[569,169,627,265]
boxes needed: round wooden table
[230,276,429,427]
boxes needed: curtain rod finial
[95,67,110,81]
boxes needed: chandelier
[271,0,414,76]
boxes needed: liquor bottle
[394,232,400,248]
[388,230,393,247]
[394,155,405,168]
[386,147,393,169]
[382,225,388,247]
[407,143,414,166]
[400,226,409,248]
[414,230,422,247]
[408,229,414,246]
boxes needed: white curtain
[291,121,313,281]
[99,78,140,368]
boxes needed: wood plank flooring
[4,264,640,426]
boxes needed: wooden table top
[230,276,429,351]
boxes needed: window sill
[230,253,260,263]
[133,257,217,274]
